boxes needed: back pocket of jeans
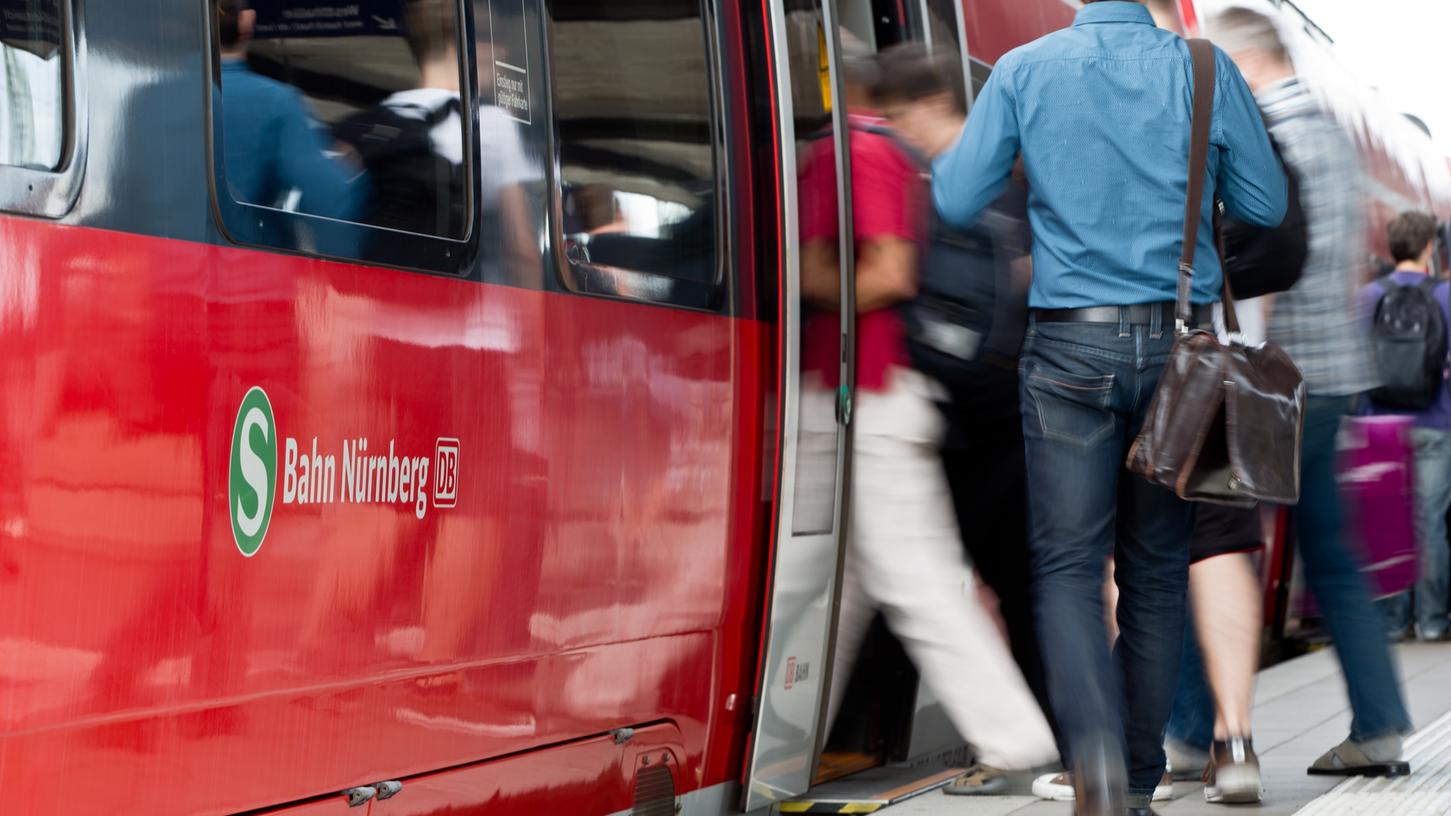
[1025,369,1116,446]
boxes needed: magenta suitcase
[1338,415,1418,600]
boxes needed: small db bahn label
[228,386,458,556]
[433,438,459,508]
[783,657,810,691]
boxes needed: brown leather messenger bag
[1125,39,1307,506]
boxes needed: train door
[744,0,967,810]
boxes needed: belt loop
[1150,303,1164,339]
[1118,307,1130,338]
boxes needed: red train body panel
[0,217,770,814]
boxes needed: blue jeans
[1382,428,1451,637]
[1166,605,1214,751]
[1296,396,1411,740]
[1020,317,1193,803]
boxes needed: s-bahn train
[0,1,1446,814]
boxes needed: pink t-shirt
[800,114,926,392]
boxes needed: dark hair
[1389,211,1438,264]
[404,0,458,66]
[218,0,247,48]
[875,42,966,115]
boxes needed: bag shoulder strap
[1179,39,1229,332]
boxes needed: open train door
[742,0,860,809]
[743,0,962,807]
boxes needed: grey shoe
[1307,735,1410,777]
[942,764,1009,796]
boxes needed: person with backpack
[1361,210,1451,643]
[804,36,1058,782]
[333,0,468,239]
[874,42,1059,797]
[1214,7,1412,780]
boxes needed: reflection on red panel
[962,0,1076,66]
[0,216,769,815]
[373,724,683,815]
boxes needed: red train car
[0,0,1044,813]
[8,0,1438,813]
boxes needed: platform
[784,642,1451,815]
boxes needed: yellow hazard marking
[818,25,832,113]
[778,803,883,814]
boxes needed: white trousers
[824,367,1058,770]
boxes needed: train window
[0,0,83,218]
[0,0,63,170]
[546,0,724,309]
[209,0,479,272]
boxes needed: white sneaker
[1032,770,1173,802]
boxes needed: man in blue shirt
[218,0,363,245]
[932,2,1286,813]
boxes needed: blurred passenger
[807,39,1057,778]
[1158,10,1312,804]
[1215,5,1412,779]
[334,0,467,237]
[932,2,1287,813]
[1362,211,1451,642]
[217,0,363,239]
[1160,132,1310,808]
[875,42,1060,796]
[472,32,543,287]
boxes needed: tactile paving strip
[1295,709,1451,814]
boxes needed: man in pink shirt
[802,41,1056,781]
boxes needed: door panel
[743,0,855,809]
[745,0,948,807]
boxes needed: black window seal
[201,0,481,278]
[0,0,88,220]
[541,0,732,313]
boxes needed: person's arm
[800,238,840,307]
[275,91,363,220]
[931,61,1020,229]
[855,237,918,311]
[1213,50,1287,228]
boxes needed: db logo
[433,438,459,508]
[784,657,810,690]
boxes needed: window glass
[0,0,65,170]
[216,0,470,240]
[549,0,718,287]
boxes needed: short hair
[1388,211,1438,264]
[876,42,966,115]
[218,0,247,48]
[404,0,458,66]
[838,32,880,91]
[1211,7,1290,63]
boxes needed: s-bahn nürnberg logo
[227,386,459,557]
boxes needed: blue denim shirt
[933,1,1287,309]
[221,59,363,226]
